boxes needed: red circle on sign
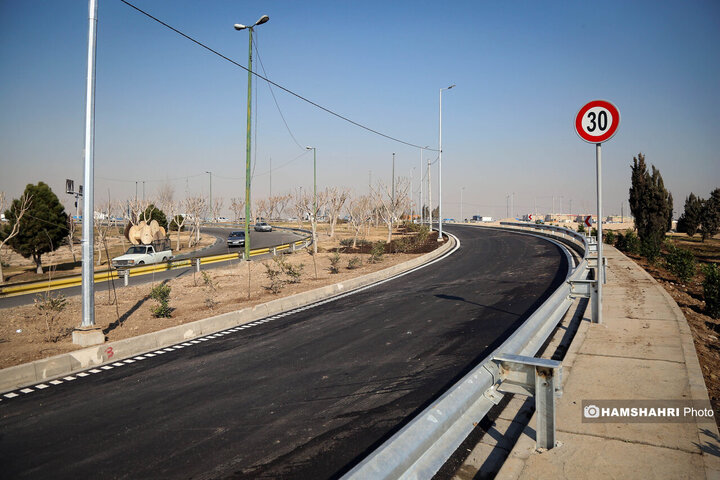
[575,100,620,144]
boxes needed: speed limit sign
[575,100,620,143]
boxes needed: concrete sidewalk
[491,245,720,480]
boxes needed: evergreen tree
[141,204,167,228]
[4,182,69,273]
[629,153,672,260]
[677,193,703,237]
[701,188,720,241]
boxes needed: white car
[112,244,172,268]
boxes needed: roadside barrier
[0,236,312,298]
[343,222,597,479]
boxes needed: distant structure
[471,215,493,222]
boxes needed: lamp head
[448,84,456,89]
[255,15,270,26]
[234,24,247,30]
[306,146,314,150]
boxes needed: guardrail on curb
[0,235,312,298]
[0,231,455,394]
[343,222,595,479]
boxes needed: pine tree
[4,182,69,273]
[677,193,703,237]
[628,153,672,260]
[701,188,720,241]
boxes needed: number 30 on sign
[575,100,620,144]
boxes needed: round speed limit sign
[575,100,620,143]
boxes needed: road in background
[0,227,305,309]
[0,226,568,479]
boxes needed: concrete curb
[0,235,456,394]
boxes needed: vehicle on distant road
[227,231,246,247]
[216,216,230,223]
[254,222,272,232]
[112,241,172,268]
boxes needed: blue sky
[1,0,719,220]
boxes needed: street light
[438,84,455,242]
[234,14,270,261]
[305,146,317,255]
[205,171,212,222]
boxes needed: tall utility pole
[269,157,272,198]
[78,0,99,340]
[234,14,269,261]
[460,187,464,222]
[142,181,145,203]
[438,84,455,242]
[306,146,318,255]
[206,171,212,222]
[511,192,515,219]
[419,148,424,225]
[427,157,432,226]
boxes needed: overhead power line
[119,0,439,152]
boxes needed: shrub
[664,243,697,283]
[615,230,640,254]
[370,241,385,263]
[577,223,586,233]
[393,237,412,253]
[201,272,218,309]
[329,251,341,274]
[263,261,284,294]
[34,291,69,342]
[150,283,172,318]
[347,256,362,270]
[415,225,430,245]
[703,264,720,319]
[591,227,598,237]
[603,230,616,245]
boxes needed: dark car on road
[227,231,245,247]
[254,222,272,232]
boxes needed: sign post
[575,100,620,324]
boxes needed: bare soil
[623,233,720,425]
[0,224,438,369]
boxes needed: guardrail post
[291,242,296,252]
[194,258,201,273]
[569,278,599,323]
[119,269,129,287]
[272,246,277,256]
[492,354,562,450]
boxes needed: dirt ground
[0,223,438,369]
[623,234,720,425]
[0,229,214,284]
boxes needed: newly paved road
[0,227,306,309]
[0,226,568,479]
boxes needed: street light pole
[438,84,455,242]
[306,146,317,255]
[235,14,269,261]
[460,186,464,222]
[419,148,423,225]
[79,0,99,338]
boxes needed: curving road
[0,226,568,479]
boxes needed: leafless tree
[185,196,207,247]
[372,177,410,243]
[268,194,290,220]
[0,192,32,283]
[212,197,225,222]
[347,194,372,248]
[66,216,77,264]
[230,197,245,224]
[156,182,175,231]
[94,201,114,266]
[255,198,271,221]
[169,199,188,251]
[324,187,349,237]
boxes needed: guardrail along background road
[0,225,570,479]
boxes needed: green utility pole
[244,26,253,261]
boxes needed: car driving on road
[254,222,272,232]
[227,231,245,247]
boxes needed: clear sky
[1,0,719,220]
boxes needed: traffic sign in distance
[575,100,620,144]
[528,214,533,221]
[585,216,592,228]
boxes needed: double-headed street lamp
[438,84,455,242]
[234,14,269,260]
[305,146,318,255]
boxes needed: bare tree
[169,200,188,251]
[94,201,113,266]
[268,194,290,221]
[156,182,175,231]
[212,197,225,222]
[66,216,78,264]
[347,194,372,248]
[230,197,245,224]
[372,178,410,243]
[255,198,271,221]
[0,192,32,283]
[185,196,207,248]
[324,187,349,237]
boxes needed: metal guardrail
[0,235,312,298]
[343,221,595,479]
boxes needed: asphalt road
[0,227,306,309]
[0,225,568,479]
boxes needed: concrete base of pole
[72,328,104,347]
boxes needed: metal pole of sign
[595,143,603,324]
